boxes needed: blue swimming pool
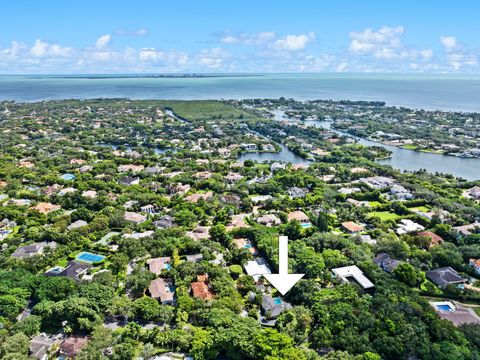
[436,304,454,312]
[273,297,282,305]
[76,251,105,264]
[60,173,76,181]
[301,223,312,228]
[165,263,171,270]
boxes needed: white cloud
[30,39,73,58]
[440,36,457,51]
[116,28,148,36]
[349,26,432,61]
[95,35,112,49]
[273,32,315,51]
[220,32,276,45]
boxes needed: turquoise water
[2,73,480,112]
[273,297,282,305]
[60,173,75,181]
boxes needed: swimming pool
[301,223,312,228]
[76,251,105,264]
[273,297,282,305]
[435,304,454,312]
[60,173,76,181]
[165,263,171,270]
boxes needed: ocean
[1,73,480,112]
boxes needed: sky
[1,0,479,74]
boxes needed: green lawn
[409,205,431,212]
[402,144,418,150]
[368,211,401,221]
[368,201,383,208]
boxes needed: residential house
[147,257,172,275]
[332,265,375,291]
[260,295,292,326]
[341,221,364,234]
[186,254,204,263]
[149,278,175,305]
[468,258,480,275]
[256,214,281,227]
[426,267,466,289]
[140,204,157,215]
[124,211,147,224]
[186,226,210,241]
[287,211,310,224]
[29,333,64,360]
[233,238,258,255]
[191,275,214,300]
[244,257,272,282]
[67,220,88,230]
[418,231,444,247]
[184,191,213,203]
[118,176,140,186]
[82,190,97,199]
[46,261,92,281]
[453,222,480,236]
[287,187,308,198]
[60,336,89,359]
[153,215,176,229]
[271,162,286,172]
[11,242,57,259]
[117,164,144,173]
[373,253,400,273]
[30,202,61,214]
[430,301,480,326]
[396,219,424,235]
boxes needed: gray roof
[426,267,466,288]
[373,253,400,273]
[11,242,57,259]
[261,295,292,318]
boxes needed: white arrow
[263,236,304,295]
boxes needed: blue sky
[1,0,479,73]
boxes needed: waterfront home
[341,221,364,234]
[147,257,172,275]
[396,219,424,235]
[426,267,466,289]
[241,143,257,151]
[359,176,396,189]
[271,162,286,172]
[124,211,147,224]
[332,265,374,291]
[389,184,414,200]
[149,278,175,305]
[11,242,57,259]
[373,253,400,273]
[468,258,480,275]
[466,186,480,200]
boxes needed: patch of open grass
[368,211,401,221]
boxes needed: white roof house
[244,257,271,282]
[332,265,374,290]
[396,219,425,235]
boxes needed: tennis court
[76,251,105,264]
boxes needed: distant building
[147,257,172,275]
[191,275,214,300]
[468,258,480,275]
[418,231,444,247]
[244,257,272,282]
[30,202,61,214]
[67,220,88,230]
[287,211,310,224]
[124,211,147,224]
[396,219,424,235]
